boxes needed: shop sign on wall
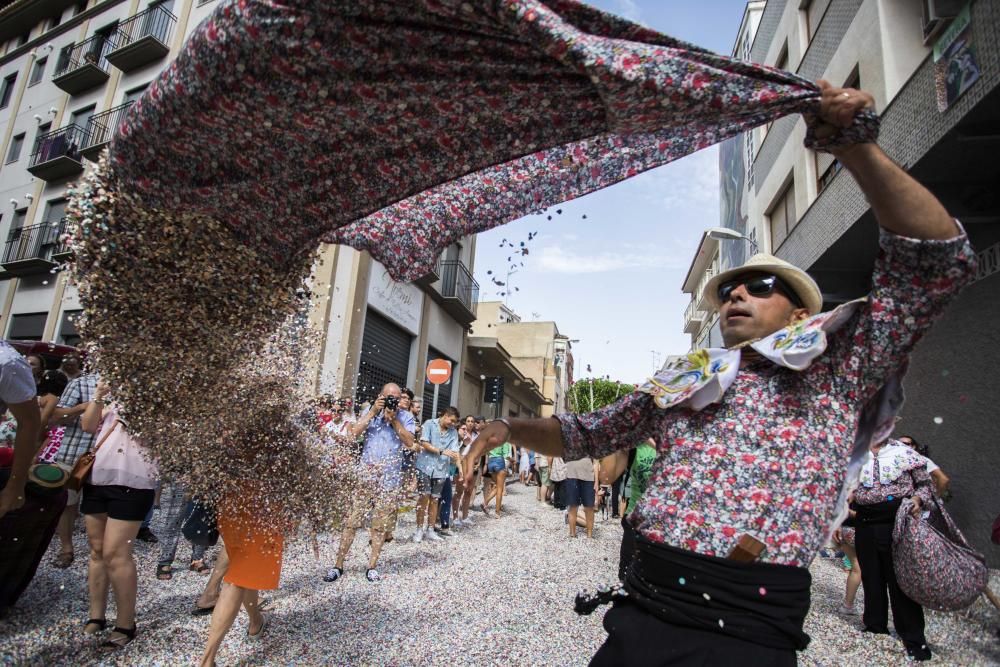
[934,4,980,112]
[368,263,424,335]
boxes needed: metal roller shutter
[356,309,412,406]
[422,346,455,421]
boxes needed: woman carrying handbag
[852,437,934,662]
[78,381,158,650]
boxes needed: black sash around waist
[852,497,904,525]
[624,535,812,652]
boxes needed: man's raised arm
[818,80,959,241]
[812,81,976,402]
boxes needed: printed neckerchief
[637,298,903,537]
[859,442,926,487]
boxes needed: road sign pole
[431,383,440,420]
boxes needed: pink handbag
[893,496,988,611]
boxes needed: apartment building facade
[462,301,574,420]
[683,0,765,350]
[686,0,1000,563]
[0,0,480,417]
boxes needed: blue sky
[472,0,751,384]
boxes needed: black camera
[383,395,399,411]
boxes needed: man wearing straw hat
[466,82,976,664]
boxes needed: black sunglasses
[717,275,803,308]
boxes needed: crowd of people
[0,366,623,660]
[316,385,619,584]
[2,341,997,663]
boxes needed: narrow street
[1,482,997,665]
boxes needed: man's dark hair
[475,415,486,421]
[438,406,460,419]
[403,388,415,400]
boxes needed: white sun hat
[704,253,823,316]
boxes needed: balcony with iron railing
[106,4,177,72]
[413,260,441,288]
[694,267,716,313]
[28,124,86,181]
[437,260,479,325]
[82,101,134,161]
[52,34,112,95]
[2,222,63,276]
[683,298,706,335]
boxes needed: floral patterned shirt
[0,415,16,449]
[557,228,975,566]
[854,442,933,507]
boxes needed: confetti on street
[2,483,997,666]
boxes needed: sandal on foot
[53,552,74,569]
[101,625,136,650]
[155,564,173,580]
[247,613,268,641]
[188,560,211,574]
[83,618,107,634]
[190,604,215,616]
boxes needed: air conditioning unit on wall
[922,0,965,45]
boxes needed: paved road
[1,482,997,665]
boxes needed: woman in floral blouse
[852,439,934,658]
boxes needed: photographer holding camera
[325,383,415,583]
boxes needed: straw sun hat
[704,253,823,316]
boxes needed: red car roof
[4,340,82,360]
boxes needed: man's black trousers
[590,602,797,666]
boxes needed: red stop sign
[426,358,452,385]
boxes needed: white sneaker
[839,604,859,616]
[412,528,424,543]
[425,529,443,542]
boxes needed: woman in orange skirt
[198,493,284,667]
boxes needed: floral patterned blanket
[63,0,880,508]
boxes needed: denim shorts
[486,456,506,474]
[565,478,596,508]
[416,470,446,498]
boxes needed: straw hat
[704,253,823,315]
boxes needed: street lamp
[707,226,760,254]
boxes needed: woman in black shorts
[79,382,158,649]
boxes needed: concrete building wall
[751,0,931,248]
[458,369,483,418]
[468,302,571,415]
[458,354,546,420]
[897,273,1000,567]
[424,302,464,366]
